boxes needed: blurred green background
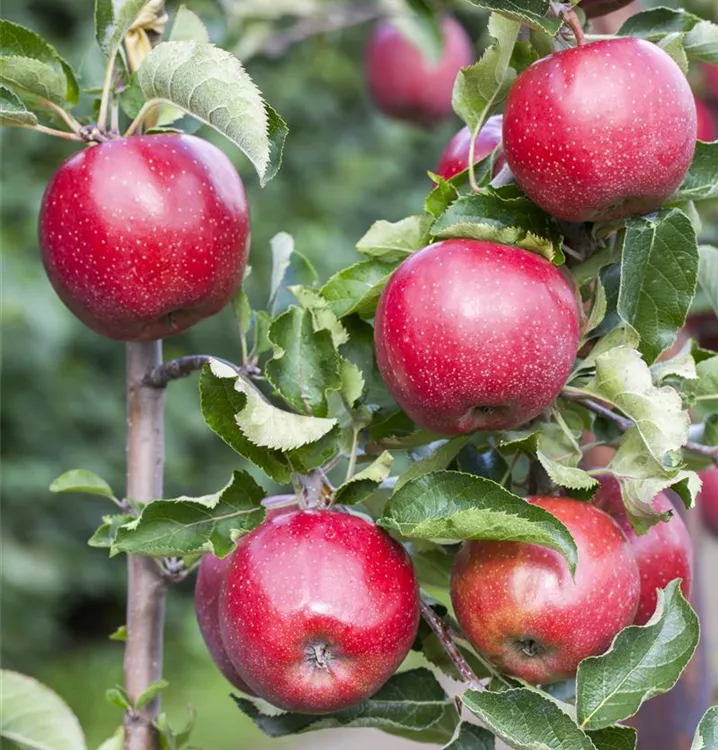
[1,0,716,748]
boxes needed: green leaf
[698,245,718,317]
[113,470,265,558]
[657,32,689,72]
[452,14,519,131]
[334,451,394,506]
[0,671,87,750]
[692,706,718,750]
[232,288,252,341]
[95,0,151,54]
[674,143,718,203]
[380,471,577,573]
[617,209,699,364]
[650,339,697,384]
[321,259,401,319]
[266,307,342,417]
[96,727,123,750]
[50,469,116,500]
[268,232,295,310]
[576,581,699,730]
[289,286,348,348]
[135,680,169,711]
[464,687,598,750]
[234,668,456,736]
[443,722,495,749]
[618,8,702,39]
[356,215,428,263]
[536,423,599,494]
[105,687,131,711]
[136,42,287,185]
[340,316,395,409]
[208,360,337,452]
[586,726,637,750]
[683,353,718,403]
[395,437,471,491]
[431,186,564,263]
[462,0,563,34]
[199,364,292,483]
[170,5,210,43]
[684,20,718,65]
[0,85,37,126]
[0,20,79,105]
[408,541,454,589]
[582,346,690,465]
[339,358,365,407]
[108,625,127,642]
[88,514,133,549]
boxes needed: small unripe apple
[698,468,718,537]
[365,15,473,125]
[436,115,505,180]
[579,0,636,19]
[374,239,580,435]
[219,508,420,713]
[39,134,251,341]
[451,496,640,684]
[593,478,692,625]
[194,497,296,691]
[503,38,696,223]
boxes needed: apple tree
[1,0,718,749]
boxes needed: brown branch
[420,598,483,689]
[142,355,249,388]
[124,341,167,750]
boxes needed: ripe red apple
[365,15,473,125]
[579,0,637,19]
[698,468,718,537]
[436,115,505,180]
[451,496,640,684]
[704,64,718,100]
[592,478,692,625]
[39,134,250,341]
[219,509,420,713]
[374,239,580,435]
[696,96,717,141]
[503,38,696,223]
[194,497,296,691]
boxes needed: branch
[562,391,718,465]
[124,341,167,750]
[420,598,483,689]
[142,355,248,388]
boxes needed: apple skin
[502,38,696,223]
[365,15,473,125]
[219,509,420,713]
[698,468,718,538]
[436,115,505,180]
[39,134,250,341]
[696,96,717,141]
[592,478,692,625]
[374,239,580,435]
[580,0,636,19]
[451,496,640,684]
[194,497,296,692]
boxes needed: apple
[219,508,420,713]
[698,468,718,537]
[502,38,696,223]
[436,115,505,180]
[374,239,580,435]
[451,496,640,684]
[580,0,637,19]
[704,63,718,100]
[194,497,296,691]
[39,134,251,341]
[592,478,692,625]
[696,96,717,141]
[365,15,473,125]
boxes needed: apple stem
[43,101,84,134]
[561,9,585,47]
[124,341,167,750]
[419,598,483,689]
[24,123,84,142]
[467,121,482,193]
[125,99,165,138]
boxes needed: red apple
[194,497,296,691]
[696,96,717,141]
[374,239,580,435]
[704,64,718,100]
[365,15,473,125]
[593,478,692,625]
[698,468,718,537]
[219,509,420,713]
[503,38,696,223]
[451,496,640,684]
[580,0,636,19]
[39,134,250,341]
[436,115,505,180]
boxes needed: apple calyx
[305,642,334,671]
[517,638,545,658]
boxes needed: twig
[685,441,718,465]
[420,599,482,689]
[44,101,83,134]
[142,356,246,388]
[98,46,120,132]
[124,341,167,750]
[20,123,84,142]
[467,121,481,193]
